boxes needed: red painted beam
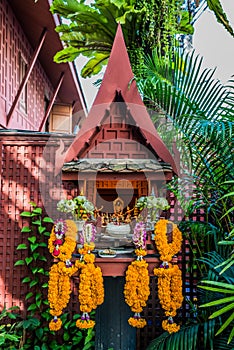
[7,28,47,126]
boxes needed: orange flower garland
[48,219,79,331]
[48,220,77,262]
[124,222,149,328]
[154,219,182,262]
[124,256,150,328]
[48,261,79,331]
[48,217,104,332]
[153,219,183,333]
[76,248,104,329]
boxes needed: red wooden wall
[0,0,54,129]
[0,131,73,310]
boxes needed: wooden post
[39,72,64,131]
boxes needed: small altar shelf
[95,255,159,276]
[70,254,178,276]
[69,226,177,276]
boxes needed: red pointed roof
[65,24,178,174]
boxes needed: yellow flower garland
[48,220,77,262]
[76,249,104,329]
[154,219,182,262]
[153,219,183,333]
[48,219,81,331]
[48,261,79,331]
[48,219,104,331]
[124,251,150,328]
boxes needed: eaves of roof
[8,0,87,115]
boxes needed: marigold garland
[48,261,79,331]
[154,264,183,317]
[124,248,150,328]
[153,219,183,333]
[76,251,104,329]
[48,215,104,332]
[154,219,182,262]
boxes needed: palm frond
[146,324,199,350]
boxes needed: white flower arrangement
[136,196,170,222]
[136,196,170,212]
[57,195,95,220]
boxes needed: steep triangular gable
[65,24,178,174]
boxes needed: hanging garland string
[48,220,104,331]
[154,219,182,262]
[48,261,79,331]
[153,219,183,333]
[48,219,77,264]
[124,222,150,328]
[76,243,104,329]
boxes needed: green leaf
[38,226,46,234]
[43,231,51,237]
[228,326,234,344]
[16,243,28,250]
[32,220,41,225]
[215,312,234,336]
[31,267,39,274]
[200,296,234,308]
[30,243,39,252]
[199,285,234,294]
[14,260,25,266]
[41,283,48,288]
[81,52,109,78]
[36,293,42,301]
[36,299,42,308]
[32,207,42,215]
[41,342,48,350]
[7,311,19,320]
[28,236,37,244]
[27,304,37,311]
[3,334,20,341]
[207,0,234,38]
[33,252,40,261]
[200,280,234,290]
[22,277,31,283]
[84,327,95,345]
[209,303,234,319]
[21,226,31,233]
[218,240,234,245]
[25,292,33,300]
[29,279,38,288]
[25,257,33,265]
[63,332,70,341]
[38,242,47,248]
[20,211,32,217]
[22,317,40,329]
[43,217,54,223]
[39,255,47,262]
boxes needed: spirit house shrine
[58,24,180,350]
[63,23,177,223]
